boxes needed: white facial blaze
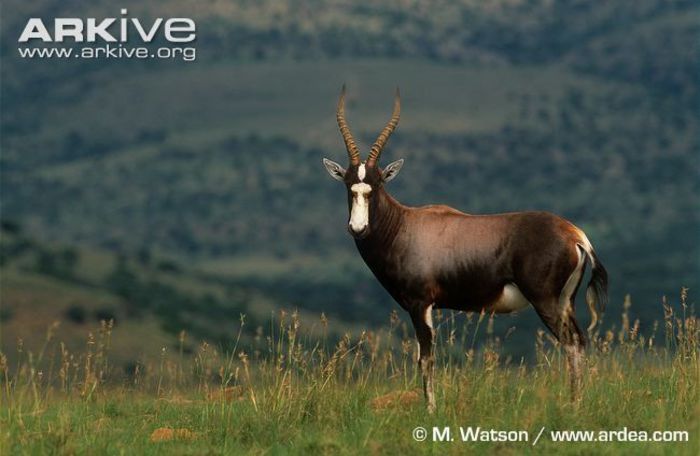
[349,183,372,233]
[357,163,366,181]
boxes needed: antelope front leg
[411,305,436,413]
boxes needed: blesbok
[322,87,608,412]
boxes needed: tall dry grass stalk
[0,290,697,439]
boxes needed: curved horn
[366,87,400,168]
[336,85,361,165]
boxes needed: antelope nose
[348,224,369,238]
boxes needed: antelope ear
[381,159,404,182]
[323,158,346,181]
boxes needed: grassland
[1,293,697,455]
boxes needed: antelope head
[323,86,404,239]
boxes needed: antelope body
[323,87,608,412]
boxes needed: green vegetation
[1,292,697,454]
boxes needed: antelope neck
[355,187,406,249]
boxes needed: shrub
[65,305,86,324]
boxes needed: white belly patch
[491,284,531,313]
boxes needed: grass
[1,292,698,455]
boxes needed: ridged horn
[366,87,400,167]
[336,85,361,165]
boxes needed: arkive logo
[17,9,197,62]
[19,8,195,43]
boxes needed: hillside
[1,0,698,357]
[0,225,368,369]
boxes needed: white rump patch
[357,163,366,181]
[349,183,372,233]
[491,284,531,313]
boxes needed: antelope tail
[578,244,608,333]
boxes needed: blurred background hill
[1,0,698,367]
